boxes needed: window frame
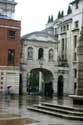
[8,49,15,65]
[8,30,16,40]
[75,21,79,29]
[48,49,54,61]
[27,47,33,60]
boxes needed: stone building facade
[21,0,83,96]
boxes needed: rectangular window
[64,26,66,31]
[61,27,62,32]
[8,49,15,64]
[62,38,64,50]
[74,52,76,61]
[76,3,78,9]
[8,31,16,40]
[74,35,77,48]
[74,69,77,78]
[75,21,79,28]
[67,24,69,30]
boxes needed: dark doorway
[57,75,64,97]
[44,81,53,97]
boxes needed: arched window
[49,49,54,61]
[38,48,43,59]
[27,47,33,60]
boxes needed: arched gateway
[27,68,54,96]
[21,31,69,95]
[21,31,58,95]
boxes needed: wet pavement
[0,95,83,125]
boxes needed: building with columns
[0,0,21,94]
[21,0,83,96]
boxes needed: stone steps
[28,103,83,120]
[34,104,83,116]
[41,102,83,112]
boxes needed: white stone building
[53,0,83,95]
[21,0,83,96]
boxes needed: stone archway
[27,68,54,96]
[57,75,64,97]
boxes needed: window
[8,49,15,64]
[75,21,79,28]
[76,2,79,9]
[1,77,3,80]
[55,28,57,34]
[74,35,77,48]
[38,48,43,59]
[64,26,65,31]
[1,72,4,75]
[74,69,77,78]
[1,82,3,84]
[62,38,64,50]
[49,49,54,61]
[27,47,33,60]
[8,31,16,40]
[61,27,62,32]
[67,24,69,30]
[74,52,76,61]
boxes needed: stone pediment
[22,31,56,43]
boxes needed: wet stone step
[41,103,83,112]
[34,104,83,116]
[28,107,83,120]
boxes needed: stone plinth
[69,95,83,104]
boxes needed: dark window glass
[38,48,43,59]
[8,49,15,64]
[76,3,78,9]
[75,21,79,28]
[74,69,77,78]
[8,31,16,40]
[62,38,64,50]
[67,24,69,30]
[74,52,76,61]
[64,26,65,31]
[74,35,77,48]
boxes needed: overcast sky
[15,0,72,35]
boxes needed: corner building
[0,18,21,94]
[0,0,21,94]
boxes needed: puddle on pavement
[48,124,64,125]
[0,114,20,118]
[0,118,39,125]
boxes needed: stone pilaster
[77,28,83,95]
[69,28,83,104]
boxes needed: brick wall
[0,18,21,66]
